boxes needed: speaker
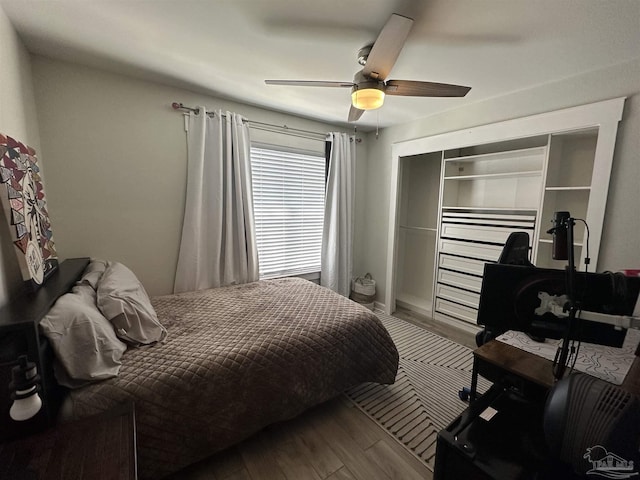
[544,373,640,476]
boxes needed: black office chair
[497,231,534,266]
[476,232,534,347]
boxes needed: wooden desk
[0,402,137,479]
[470,339,640,402]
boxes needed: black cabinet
[0,258,89,441]
[0,402,137,479]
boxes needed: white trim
[391,97,625,157]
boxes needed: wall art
[0,134,58,290]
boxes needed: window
[250,144,326,279]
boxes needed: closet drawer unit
[436,284,480,309]
[439,239,503,262]
[440,223,533,245]
[439,254,488,277]
[442,211,537,225]
[437,269,483,293]
[435,298,478,324]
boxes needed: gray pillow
[96,262,167,346]
[78,258,109,289]
[40,284,127,389]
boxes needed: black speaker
[544,373,640,477]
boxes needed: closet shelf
[538,238,584,247]
[442,205,539,213]
[444,146,547,164]
[545,186,591,191]
[444,170,542,181]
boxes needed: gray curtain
[321,132,355,296]
[174,107,258,293]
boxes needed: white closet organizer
[386,98,625,334]
[433,144,545,327]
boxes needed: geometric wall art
[0,133,58,290]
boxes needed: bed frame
[0,257,89,441]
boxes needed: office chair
[497,231,534,266]
[544,373,640,477]
[476,232,533,347]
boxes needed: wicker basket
[352,273,376,296]
[350,291,375,304]
[350,274,376,310]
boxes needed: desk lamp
[546,211,578,380]
[546,211,640,380]
[7,355,42,421]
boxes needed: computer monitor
[477,264,640,347]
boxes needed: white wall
[0,6,42,306]
[357,58,640,305]
[31,57,367,296]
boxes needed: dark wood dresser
[0,402,137,479]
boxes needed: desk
[469,339,640,402]
[0,402,137,479]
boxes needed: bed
[36,259,399,479]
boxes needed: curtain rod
[171,102,361,143]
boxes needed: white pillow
[96,262,167,346]
[40,285,127,389]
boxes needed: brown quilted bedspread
[66,278,399,479]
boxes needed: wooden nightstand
[0,257,90,441]
[0,402,137,479]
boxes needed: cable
[575,218,590,272]
[569,309,583,373]
[567,218,590,376]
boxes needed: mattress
[64,278,399,479]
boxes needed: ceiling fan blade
[265,80,354,88]
[348,105,364,122]
[362,14,413,81]
[385,80,471,97]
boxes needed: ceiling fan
[265,13,471,122]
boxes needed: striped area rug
[345,312,489,471]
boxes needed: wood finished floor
[166,395,433,480]
[392,307,477,349]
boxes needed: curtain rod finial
[172,102,182,110]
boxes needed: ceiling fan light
[351,88,385,110]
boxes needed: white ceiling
[2,0,639,130]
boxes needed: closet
[386,98,625,333]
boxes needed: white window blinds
[250,145,326,279]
